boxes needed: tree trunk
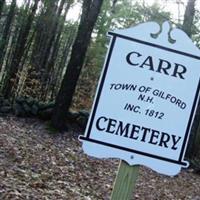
[52,0,104,130]
[40,0,72,100]
[51,29,75,100]
[182,0,196,37]
[0,0,5,17]
[182,0,200,159]
[2,0,40,98]
[193,116,200,157]
[0,0,16,71]
[39,0,62,73]
[15,30,36,97]
[29,0,59,100]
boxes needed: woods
[52,0,104,130]
[0,0,200,199]
[0,1,170,125]
[0,0,199,175]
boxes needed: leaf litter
[0,116,199,200]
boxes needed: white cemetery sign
[79,22,200,176]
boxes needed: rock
[14,103,26,117]
[37,102,46,110]
[0,96,4,105]
[26,97,35,106]
[2,99,11,107]
[15,96,26,104]
[13,96,55,119]
[79,110,90,118]
[38,101,55,111]
[67,111,79,121]
[31,103,39,115]
[22,102,32,114]
[76,110,90,129]
[46,102,55,108]
[0,106,12,113]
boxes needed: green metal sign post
[111,161,139,200]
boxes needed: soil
[0,116,200,200]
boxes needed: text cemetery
[96,116,181,150]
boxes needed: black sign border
[80,32,200,167]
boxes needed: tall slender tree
[43,2,73,99]
[30,0,59,75]
[40,0,73,99]
[2,0,40,98]
[49,25,76,98]
[181,0,199,159]
[52,0,104,130]
[0,0,5,17]
[27,0,59,100]
[0,0,16,71]
[182,0,196,37]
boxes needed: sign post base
[111,161,139,200]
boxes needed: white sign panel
[79,22,200,176]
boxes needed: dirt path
[0,116,199,199]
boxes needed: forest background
[0,0,199,166]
